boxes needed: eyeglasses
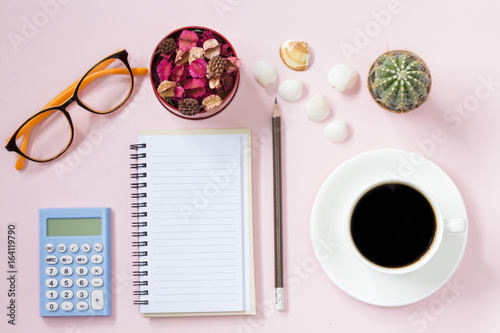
[5,49,148,170]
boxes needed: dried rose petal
[189,58,207,78]
[173,86,185,102]
[188,47,205,64]
[202,94,222,112]
[220,44,233,57]
[226,56,241,73]
[174,49,189,65]
[184,78,206,99]
[178,30,199,51]
[171,64,188,83]
[157,58,172,81]
[203,39,220,59]
[157,80,176,98]
[220,72,235,92]
[200,30,215,44]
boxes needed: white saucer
[310,149,468,307]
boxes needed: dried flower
[178,30,198,51]
[202,95,222,112]
[178,98,200,116]
[154,28,241,116]
[188,47,205,64]
[157,80,176,99]
[184,78,206,99]
[203,39,220,59]
[189,58,207,79]
[158,37,176,56]
[157,58,172,81]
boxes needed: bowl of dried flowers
[150,26,241,119]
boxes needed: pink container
[149,26,240,120]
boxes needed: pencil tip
[274,97,277,104]
[273,98,280,117]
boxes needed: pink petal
[173,86,185,102]
[220,72,235,92]
[220,44,233,57]
[171,65,188,83]
[156,58,172,81]
[200,30,215,44]
[189,58,207,78]
[226,57,241,73]
[184,78,206,99]
[178,30,199,51]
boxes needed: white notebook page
[137,130,252,314]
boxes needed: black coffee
[350,183,436,268]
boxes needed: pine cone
[178,98,200,116]
[206,56,228,79]
[158,37,176,55]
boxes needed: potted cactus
[367,50,431,113]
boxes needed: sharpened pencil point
[273,98,280,118]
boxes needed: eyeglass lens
[15,109,72,161]
[76,57,133,114]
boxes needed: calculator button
[82,244,91,252]
[57,244,67,253]
[94,243,103,252]
[91,266,103,276]
[46,302,59,311]
[61,255,73,264]
[76,267,88,276]
[45,267,58,276]
[91,290,104,310]
[61,302,74,311]
[70,244,79,253]
[91,278,104,287]
[76,301,89,311]
[46,278,58,288]
[61,278,73,288]
[76,255,88,264]
[76,278,88,288]
[61,290,74,299]
[46,290,58,299]
[45,244,55,253]
[76,290,89,299]
[45,255,58,265]
[91,255,103,264]
[61,267,73,276]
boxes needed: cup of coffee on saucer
[345,180,466,275]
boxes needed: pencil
[272,98,284,310]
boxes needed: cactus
[368,50,431,113]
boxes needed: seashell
[323,120,348,143]
[327,64,358,93]
[252,61,277,87]
[306,93,330,122]
[279,40,310,71]
[278,79,303,102]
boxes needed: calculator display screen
[46,218,102,236]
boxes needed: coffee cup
[345,180,466,274]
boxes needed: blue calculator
[39,207,111,317]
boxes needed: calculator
[39,207,111,317]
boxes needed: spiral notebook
[130,128,255,317]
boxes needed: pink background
[1,0,500,332]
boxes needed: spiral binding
[131,142,149,306]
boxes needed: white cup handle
[444,218,467,233]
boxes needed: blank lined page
[137,130,252,315]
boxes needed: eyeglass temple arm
[10,63,148,170]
